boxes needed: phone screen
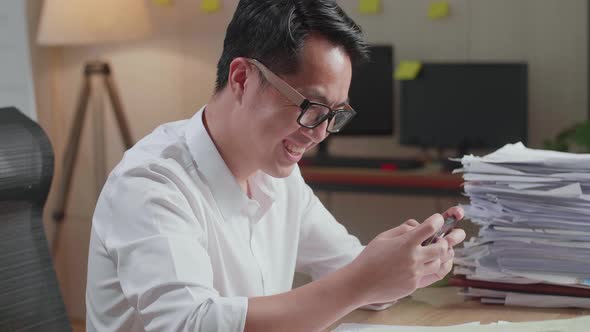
[422,217,458,246]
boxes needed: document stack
[450,142,590,308]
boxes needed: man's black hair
[214,0,369,93]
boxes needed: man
[86,0,466,331]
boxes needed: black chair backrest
[0,107,72,331]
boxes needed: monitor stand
[301,138,424,170]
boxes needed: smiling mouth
[283,140,306,155]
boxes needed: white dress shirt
[85,107,365,331]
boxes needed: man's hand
[418,206,466,287]
[349,206,466,306]
[244,207,466,332]
[349,214,448,305]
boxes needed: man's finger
[440,247,454,264]
[436,259,454,279]
[420,238,448,261]
[407,214,444,246]
[377,222,416,239]
[444,228,466,247]
[417,274,440,288]
[422,258,442,276]
[404,219,420,227]
[443,206,464,221]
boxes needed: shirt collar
[185,106,275,222]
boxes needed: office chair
[0,107,72,331]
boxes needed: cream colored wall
[0,0,37,119]
[332,0,588,157]
[28,0,587,320]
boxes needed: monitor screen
[400,63,528,149]
[339,45,394,136]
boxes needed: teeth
[284,141,305,154]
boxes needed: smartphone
[422,217,459,246]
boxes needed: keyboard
[300,156,425,170]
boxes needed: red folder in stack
[449,275,590,298]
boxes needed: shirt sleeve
[292,166,365,281]
[91,164,247,331]
[291,167,398,310]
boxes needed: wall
[27,0,588,320]
[0,0,36,120]
[332,0,588,158]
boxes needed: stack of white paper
[452,142,590,307]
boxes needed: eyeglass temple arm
[247,59,308,109]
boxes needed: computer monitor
[400,63,528,152]
[339,44,394,136]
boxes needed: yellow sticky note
[153,0,173,6]
[428,1,450,19]
[394,61,423,80]
[359,0,381,14]
[201,0,221,13]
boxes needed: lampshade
[37,0,151,45]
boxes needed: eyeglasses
[247,58,356,134]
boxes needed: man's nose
[300,119,329,143]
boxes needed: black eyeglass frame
[246,58,357,134]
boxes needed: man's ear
[228,58,253,104]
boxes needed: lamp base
[51,60,134,255]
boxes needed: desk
[327,287,590,331]
[300,166,463,197]
[71,288,588,332]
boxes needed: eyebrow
[301,88,350,108]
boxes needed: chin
[264,163,296,178]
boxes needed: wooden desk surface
[327,287,590,331]
[72,288,589,331]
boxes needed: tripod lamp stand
[37,0,152,253]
